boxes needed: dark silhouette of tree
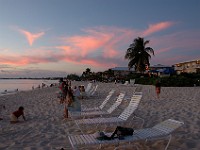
[81,68,92,80]
[125,37,154,72]
[85,68,91,75]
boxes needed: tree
[67,74,80,81]
[125,37,154,72]
[81,68,92,80]
[85,68,91,75]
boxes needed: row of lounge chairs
[68,119,183,150]
[67,83,184,149]
[83,83,99,98]
[69,91,125,119]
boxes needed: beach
[0,81,200,150]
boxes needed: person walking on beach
[73,86,81,99]
[58,78,68,103]
[63,87,81,119]
[155,80,161,99]
[63,88,73,119]
[10,106,26,123]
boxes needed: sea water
[0,79,58,95]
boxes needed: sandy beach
[0,81,200,150]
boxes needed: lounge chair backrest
[88,86,95,95]
[90,85,98,96]
[85,83,92,93]
[118,93,142,121]
[107,92,125,113]
[68,118,184,150]
[124,81,129,85]
[153,119,184,134]
[99,89,115,110]
[130,79,135,84]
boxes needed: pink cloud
[18,28,44,46]
[61,26,135,60]
[67,35,106,57]
[151,30,200,55]
[154,47,174,55]
[2,23,199,71]
[142,21,175,37]
[58,52,117,68]
[4,56,56,65]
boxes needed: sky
[0,0,200,78]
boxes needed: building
[148,64,175,77]
[111,67,135,76]
[174,60,200,74]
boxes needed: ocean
[0,79,58,95]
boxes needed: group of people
[0,79,161,124]
[58,78,82,119]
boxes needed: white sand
[0,81,200,150]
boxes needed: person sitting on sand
[10,106,26,123]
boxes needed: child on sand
[10,106,26,123]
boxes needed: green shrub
[133,74,200,87]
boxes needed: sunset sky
[0,0,200,77]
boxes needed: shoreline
[0,79,58,96]
[0,81,199,149]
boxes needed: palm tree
[125,37,154,72]
[85,68,91,76]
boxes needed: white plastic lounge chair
[121,81,129,86]
[69,92,125,118]
[90,85,98,96]
[74,92,143,132]
[81,89,115,112]
[86,85,95,95]
[85,83,92,93]
[68,119,184,150]
[87,84,99,97]
[130,79,135,86]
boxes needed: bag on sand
[96,126,134,141]
[95,131,111,140]
[110,126,134,140]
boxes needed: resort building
[174,60,200,74]
[111,67,135,76]
[148,64,175,77]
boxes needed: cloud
[18,28,45,46]
[2,22,199,73]
[0,47,64,66]
[0,64,13,69]
[149,30,200,65]
[0,68,66,78]
[57,26,136,67]
[142,21,175,37]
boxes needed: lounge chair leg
[103,124,108,131]
[114,143,139,150]
[132,115,144,127]
[98,144,102,149]
[165,135,172,150]
[95,123,101,130]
